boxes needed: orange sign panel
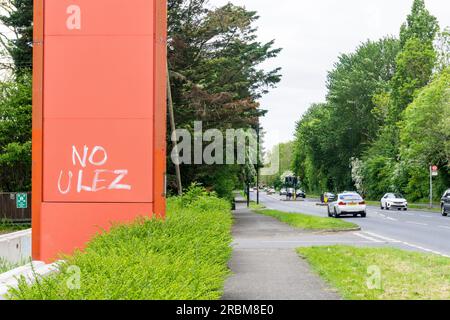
[33,0,167,262]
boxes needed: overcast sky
[209,0,450,150]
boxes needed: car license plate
[349,203,357,206]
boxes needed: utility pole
[429,165,439,209]
[247,183,250,208]
[430,165,433,209]
[167,66,183,196]
[256,124,260,205]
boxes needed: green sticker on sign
[16,193,28,209]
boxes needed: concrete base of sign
[0,261,60,299]
[0,229,31,265]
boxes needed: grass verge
[298,246,450,300]
[249,201,266,210]
[255,209,359,231]
[8,187,233,300]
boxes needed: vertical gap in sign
[32,0,45,260]
[153,0,167,219]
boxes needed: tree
[292,38,400,193]
[435,28,450,73]
[0,74,31,191]
[398,68,450,200]
[359,0,442,200]
[399,0,439,48]
[261,141,295,188]
[326,37,400,169]
[292,103,336,193]
[167,0,281,196]
[0,0,33,75]
[388,0,439,120]
[389,37,436,119]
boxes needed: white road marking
[406,221,428,226]
[364,232,401,243]
[353,232,383,243]
[359,231,449,258]
[420,215,433,219]
[386,217,398,221]
[439,226,450,230]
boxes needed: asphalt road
[250,191,450,257]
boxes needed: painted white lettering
[66,5,81,30]
[77,170,92,193]
[92,170,107,192]
[58,170,73,194]
[88,146,108,166]
[72,145,89,168]
[108,170,132,191]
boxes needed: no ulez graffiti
[57,146,132,195]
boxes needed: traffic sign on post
[16,193,28,209]
[32,0,167,262]
[431,166,438,177]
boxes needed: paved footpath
[222,204,341,300]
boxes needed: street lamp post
[256,125,260,205]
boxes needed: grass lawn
[255,209,359,232]
[8,188,233,300]
[298,246,450,300]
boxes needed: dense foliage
[168,0,281,198]
[261,141,295,189]
[0,74,31,192]
[292,0,449,201]
[9,187,233,300]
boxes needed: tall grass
[9,187,233,300]
[0,258,18,274]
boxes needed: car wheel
[361,211,367,218]
[442,206,448,217]
[380,203,384,210]
[327,207,332,217]
[385,205,390,211]
[334,208,339,218]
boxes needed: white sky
[209,0,450,150]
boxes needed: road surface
[250,192,450,257]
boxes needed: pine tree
[0,0,33,75]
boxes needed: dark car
[441,189,450,217]
[321,192,336,204]
[296,190,306,199]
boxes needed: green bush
[9,190,233,300]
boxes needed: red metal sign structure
[32,0,167,262]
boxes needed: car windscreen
[339,194,363,201]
